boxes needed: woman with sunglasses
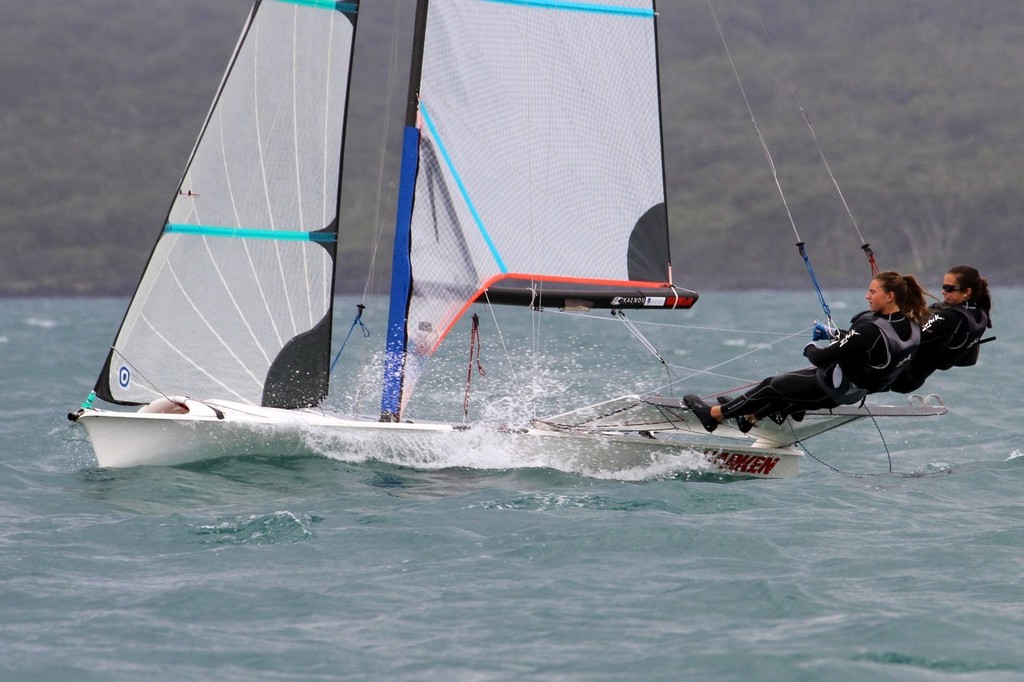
[684,271,931,433]
[890,265,992,394]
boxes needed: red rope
[463,314,485,418]
[862,243,879,277]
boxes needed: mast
[380,0,430,422]
[650,0,674,284]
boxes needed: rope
[706,0,837,328]
[796,241,833,325]
[706,0,802,246]
[481,290,531,417]
[463,314,486,420]
[329,304,370,373]
[542,308,818,396]
[612,310,667,365]
[108,348,181,407]
[542,308,799,337]
[778,400,894,475]
[657,327,808,394]
[791,89,879,277]
[752,6,880,279]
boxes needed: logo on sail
[118,366,131,389]
[611,296,666,307]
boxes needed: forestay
[95,0,358,409]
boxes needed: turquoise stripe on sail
[481,0,654,18]
[419,103,508,274]
[273,0,358,13]
[165,224,337,243]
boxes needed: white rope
[612,310,667,365]
[541,308,806,337]
[705,0,803,245]
[655,325,808,395]
[481,291,533,418]
[791,89,866,247]
[538,306,815,396]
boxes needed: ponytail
[875,271,930,326]
[948,265,993,328]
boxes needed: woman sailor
[685,271,930,432]
[890,265,992,394]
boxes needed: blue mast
[379,0,429,422]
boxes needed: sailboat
[70,0,945,478]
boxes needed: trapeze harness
[924,304,989,370]
[817,312,921,405]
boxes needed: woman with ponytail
[685,271,928,433]
[891,265,992,393]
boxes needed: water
[3,291,1023,681]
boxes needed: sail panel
[401,0,668,410]
[97,0,357,406]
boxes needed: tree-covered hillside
[1,0,1021,295]
[660,0,1024,288]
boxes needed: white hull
[74,398,803,479]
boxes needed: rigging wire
[540,307,815,395]
[611,309,679,394]
[108,348,180,407]
[543,308,800,337]
[705,0,835,329]
[790,89,879,277]
[612,310,668,366]
[656,328,808,394]
[705,0,800,245]
[481,290,533,418]
[329,304,370,373]
[754,2,880,278]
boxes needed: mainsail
[387,0,675,414]
[95,0,358,409]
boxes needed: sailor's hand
[812,322,830,341]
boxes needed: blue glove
[812,322,830,341]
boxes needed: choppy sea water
[2,290,1023,681]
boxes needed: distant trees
[1,0,1020,295]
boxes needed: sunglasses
[941,284,962,292]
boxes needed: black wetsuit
[890,302,989,393]
[719,311,920,421]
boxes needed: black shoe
[684,394,719,433]
[717,396,753,433]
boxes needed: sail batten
[481,0,655,17]
[276,0,358,12]
[419,102,508,274]
[165,224,338,242]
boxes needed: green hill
[1,0,1020,295]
